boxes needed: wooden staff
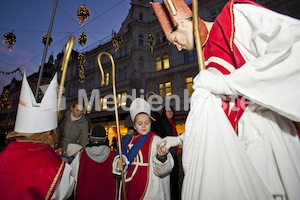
[192,0,205,71]
[97,52,127,200]
[57,35,75,118]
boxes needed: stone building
[1,0,299,144]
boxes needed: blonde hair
[6,128,59,147]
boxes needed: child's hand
[116,159,124,171]
[156,145,169,159]
[113,156,129,175]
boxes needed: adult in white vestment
[151,0,300,199]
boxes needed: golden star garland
[147,34,155,52]
[78,32,87,48]
[78,53,86,83]
[42,34,53,47]
[0,89,12,110]
[77,6,90,27]
[112,34,123,51]
[3,32,17,52]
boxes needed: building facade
[1,0,299,145]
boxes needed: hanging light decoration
[3,32,17,52]
[112,34,123,51]
[78,53,86,83]
[77,6,90,27]
[0,68,23,77]
[78,32,87,48]
[42,34,53,47]
[6,101,12,109]
[0,89,12,110]
[147,34,155,52]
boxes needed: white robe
[52,163,75,200]
[182,3,300,200]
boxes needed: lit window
[158,82,172,99]
[102,97,107,111]
[156,56,162,71]
[117,93,121,107]
[159,84,163,98]
[106,72,109,85]
[117,92,127,107]
[98,98,103,111]
[165,82,172,96]
[186,77,194,96]
[121,92,127,106]
[163,54,169,69]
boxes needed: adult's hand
[195,70,235,95]
[157,136,183,149]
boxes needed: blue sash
[115,131,151,171]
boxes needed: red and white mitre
[151,0,208,46]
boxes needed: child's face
[133,113,151,135]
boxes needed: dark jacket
[161,116,174,138]
[151,111,166,138]
[58,110,89,151]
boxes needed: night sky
[0,0,132,93]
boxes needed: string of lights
[0,68,23,77]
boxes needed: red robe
[0,141,64,200]
[75,149,116,200]
[204,0,264,133]
[121,132,156,200]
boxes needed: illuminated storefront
[89,112,187,150]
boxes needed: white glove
[194,70,236,95]
[157,136,183,149]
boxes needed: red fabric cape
[76,148,116,200]
[0,141,64,200]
